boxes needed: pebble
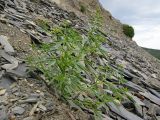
[0,89,6,96]
[45,101,55,111]
[38,104,47,111]
[12,106,25,115]
[151,74,157,78]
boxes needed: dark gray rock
[108,102,143,120]
[139,92,160,106]
[124,81,145,92]
[126,92,145,106]
[148,88,160,98]
[0,50,18,70]
[0,77,15,90]
[135,105,143,117]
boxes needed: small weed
[80,4,87,13]
[35,19,51,31]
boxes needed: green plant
[123,24,134,38]
[27,11,127,119]
[35,19,51,31]
[80,4,86,13]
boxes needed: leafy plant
[35,19,51,31]
[80,4,87,13]
[27,11,127,119]
[123,24,134,38]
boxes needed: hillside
[143,47,160,60]
[0,0,160,120]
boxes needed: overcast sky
[99,0,160,50]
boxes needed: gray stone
[135,104,143,117]
[0,105,8,120]
[126,92,145,106]
[0,50,18,70]
[139,92,160,106]
[108,102,143,120]
[0,96,7,105]
[148,104,157,116]
[147,78,160,90]
[143,99,151,108]
[12,106,25,115]
[151,74,157,78]
[130,69,148,80]
[0,35,15,55]
[38,104,47,111]
[156,116,160,120]
[0,70,5,79]
[148,88,160,98]
[156,108,160,116]
[124,81,145,92]
[19,97,39,103]
[45,101,55,111]
[6,69,26,78]
[23,116,38,120]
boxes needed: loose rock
[12,106,25,115]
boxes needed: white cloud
[133,24,160,50]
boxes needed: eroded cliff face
[0,0,160,120]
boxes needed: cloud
[99,0,160,49]
[133,24,160,50]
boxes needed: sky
[99,0,160,50]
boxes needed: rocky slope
[0,0,160,120]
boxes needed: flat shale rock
[23,116,38,120]
[0,35,15,55]
[139,91,160,106]
[108,103,143,120]
[0,50,18,70]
